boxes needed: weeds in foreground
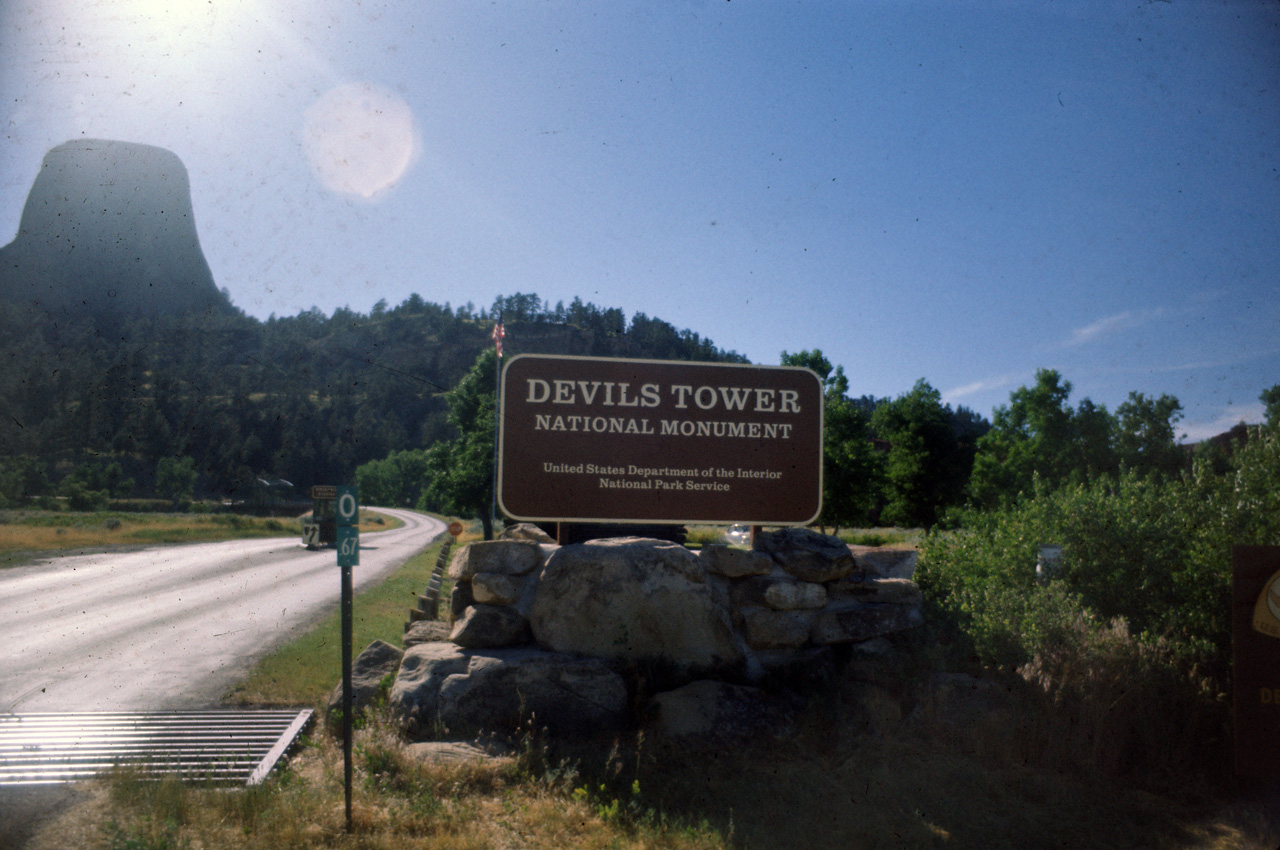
[30,685,1278,850]
[51,711,726,850]
[102,818,188,850]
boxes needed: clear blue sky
[2,0,1276,441]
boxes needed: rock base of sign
[327,639,403,723]
[382,528,923,743]
[390,643,628,739]
[529,538,747,676]
[645,680,792,742]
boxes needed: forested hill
[0,291,747,501]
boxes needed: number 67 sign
[336,526,359,566]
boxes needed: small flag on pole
[492,317,505,358]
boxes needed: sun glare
[303,83,418,200]
[126,0,253,46]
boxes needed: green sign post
[336,485,358,831]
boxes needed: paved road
[0,508,445,712]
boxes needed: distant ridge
[0,139,236,322]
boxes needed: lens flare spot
[303,82,417,199]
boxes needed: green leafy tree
[156,456,197,507]
[0,456,48,507]
[59,478,109,511]
[1115,391,1185,478]
[871,379,974,528]
[356,448,431,508]
[1072,398,1119,480]
[63,460,135,498]
[419,350,499,539]
[969,369,1118,507]
[780,350,882,532]
[1260,384,1280,428]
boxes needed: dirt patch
[0,785,95,850]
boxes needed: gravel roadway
[0,507,445,712]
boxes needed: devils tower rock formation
[0,139,236,323]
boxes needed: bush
[1019,617,1227,777]
[61,481,110,512]
[914,442,1280,778]
[919,470,1232,672]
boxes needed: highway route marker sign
[336,485,358,567]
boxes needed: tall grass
[51,713,728,850]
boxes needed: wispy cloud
[1148,345,1280,374]
[942,374,1018,406]
[1065,309,1163,348]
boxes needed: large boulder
[754,528,856,583]
[403,620,451,647]
[731,574,828,610]
[450,604,532,649]
[810,601,923,645]
[699,544,774,578]
[645,680,790,742]
[449,580,475,622]
[471,572,527,606]
[739,607,814,649]
[847,546,918,580]
[436,648,629,738]
[499,523,556,544]
[828,577,922,605]
[448,540,543,580]
[327,639,403,718]
[389,642,471,737]
[528,538,744,674]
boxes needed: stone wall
[384,525,922,741]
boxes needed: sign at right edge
[1232,544,1280,777]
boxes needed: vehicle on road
[302,485,338,549]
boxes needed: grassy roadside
[0,508,401,569]
[225,523,460,707]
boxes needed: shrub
[919,470,1232,673]
[61,481,110,512]
[1019,617,1227,777]
[914,448,1280,778]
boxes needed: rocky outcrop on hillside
[0,139,236,322]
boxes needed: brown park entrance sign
[497,354,823,525]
